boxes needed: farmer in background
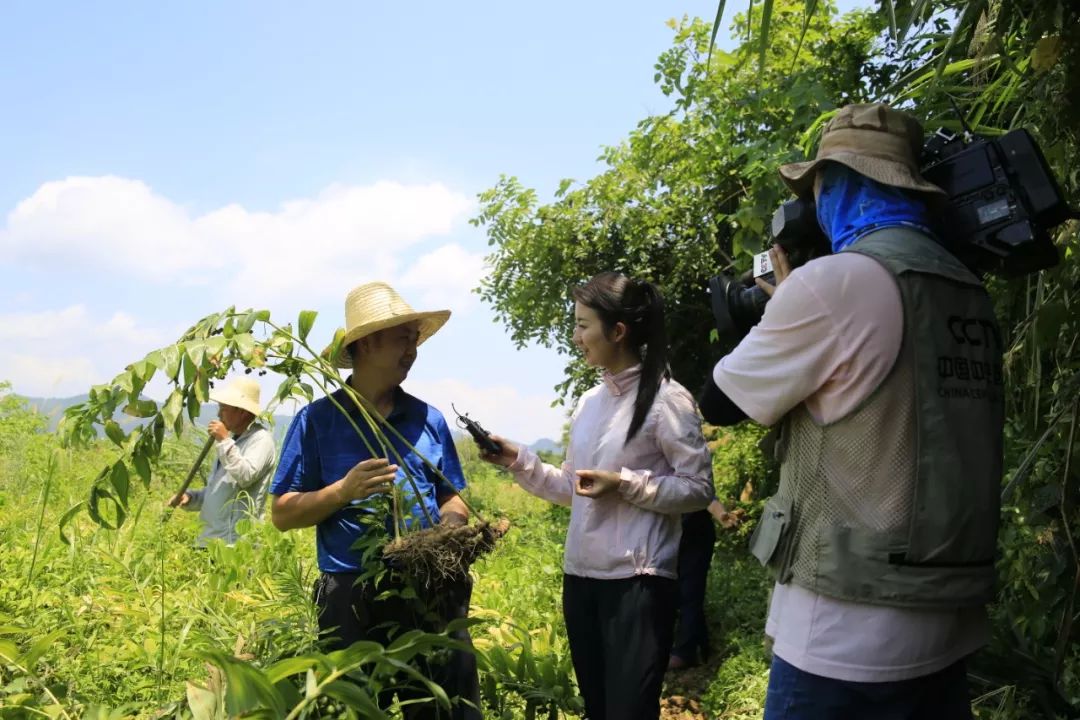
[482,272,714,720]
[168,377,277,546]
[270,282,480,720]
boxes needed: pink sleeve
[510,446,575,507]
[712,271,841,427]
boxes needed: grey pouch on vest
[750,495,792,566]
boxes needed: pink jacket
[510,365,714,579]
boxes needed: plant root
[382,518,511,589]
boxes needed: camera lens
[708,274,769,347]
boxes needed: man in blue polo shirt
[270,281,479,720]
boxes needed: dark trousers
[314,572,481,720]
[562,574,678,720]
[672,509,716,663]
[764,655,973,720]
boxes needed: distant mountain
[20,394,559,452]
[529,438,562,454]
[448,430,561,456]
[19,394,295,444]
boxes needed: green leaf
[162,390,184,433]
[58,501,86,545]
[132,451,152,486]
[182,353,197,387]
[205,335,228,357]
[322,680,389,718]
[88,486,125,530]
[0,639,19,662]
[236,312,258,334]
[186,391,201,424]
[123,398,158,418]
[114,370,135,395]
[201,651,287,718]
[185,340,207,367]
[162,345,182,380]
[757,0,775,78]
[298,310,317,342]
[324,327,346,365]
[145,349,165,371]
[186,681,221,720]
[707,0,728,63]
[234,333,256,362]
[22,629,65,669]
[110,461,130,507]
[264,655,319,683]
[791,0,820,69]
[104,420,126,447]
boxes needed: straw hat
[209,377,262,417]
[330,282,451,368]
[779,103,946,199]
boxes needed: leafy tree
[473,1,889,402]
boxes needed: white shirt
[714,252,989,683]
[185,423,276,546]
[510,365,714,579]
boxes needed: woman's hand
[574,469,621,498]
[481,434,519,468]
[754,244,792,298]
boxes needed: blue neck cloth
[815,163,938,253]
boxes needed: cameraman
[700,103,1003,719]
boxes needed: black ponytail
[572,272,670,443]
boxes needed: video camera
[709,125,1076,345]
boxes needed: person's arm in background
[214,423,276,489]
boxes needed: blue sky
[0,0,866,443]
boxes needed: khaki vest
[748,227,1004,608]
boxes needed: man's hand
[337,458,398,503]
[439,511,468,528]
[481,434,520,468]
[754,245,793,298]
[575,469,621,498]
[208,420,230,441]
[167,492,191,508]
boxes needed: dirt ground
[660,659,723,720]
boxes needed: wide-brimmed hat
[779,103,946,199]
[209,377,262,417]
[330,282,450,368]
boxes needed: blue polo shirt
[270,386,467,573]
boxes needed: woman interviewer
[481,272,714,720]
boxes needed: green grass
[0,397,774,718]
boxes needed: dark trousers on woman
[314,571,481,720]
[672,509,716,664]
[562,573,678,720]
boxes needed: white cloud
[1,176,476,307]
[0,305,168,398]
[398,243,488,312]
[405,377,566,445]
